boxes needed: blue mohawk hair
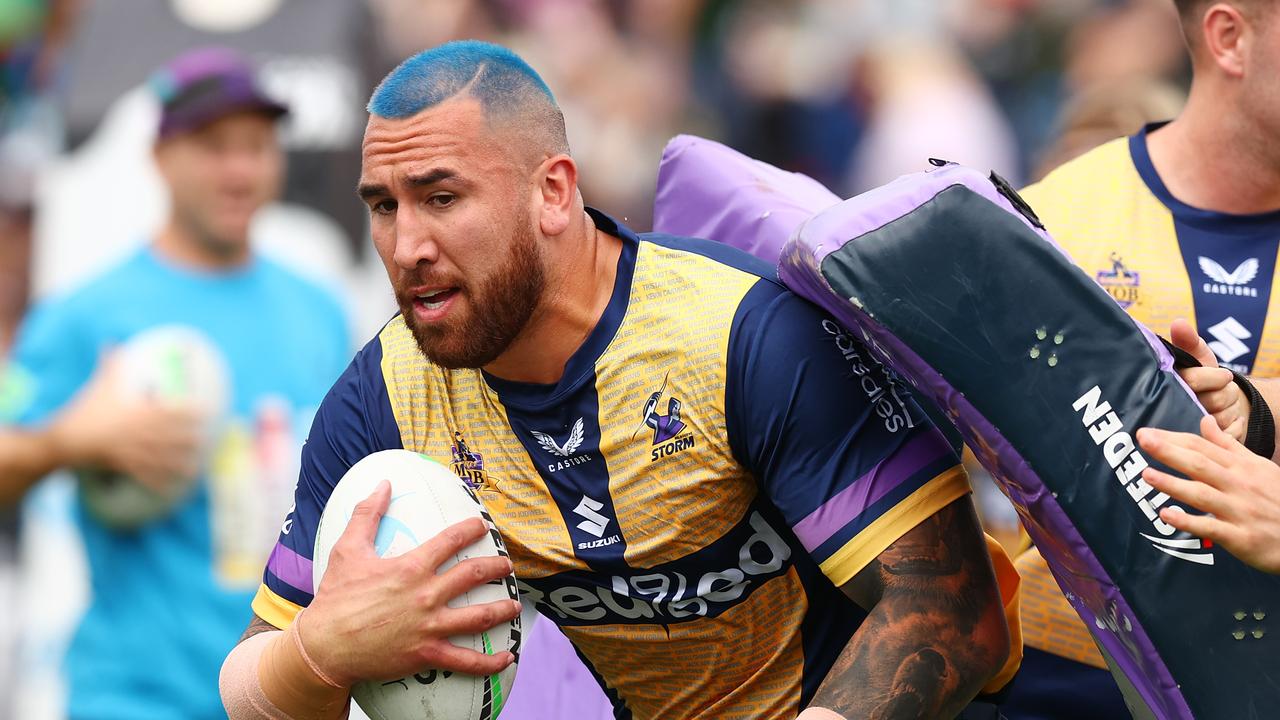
[368,40,556,119]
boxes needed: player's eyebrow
[406,168,458,188]
[356,168,466,200]
[355,181,388,201]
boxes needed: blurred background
[0,0,1192,716]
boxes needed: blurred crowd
[0,0,1196,716]
[1,0,1193,350]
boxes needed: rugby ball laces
[313,450,520,720]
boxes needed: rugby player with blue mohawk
[222,40,1020,720]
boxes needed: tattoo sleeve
[808,496,1009,720]
[239,613,281,643]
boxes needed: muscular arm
[808,497,1009,720]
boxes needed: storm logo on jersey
[642,380,685,444]
[639,373,695,461]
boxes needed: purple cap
[150,47,287,139]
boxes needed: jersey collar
[1130,122,1280,234]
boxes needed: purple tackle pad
[653,134,841,263]
[653,136,1280,720]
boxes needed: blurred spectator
[1061,0,1186,94]
[0,3,79,710]
[359,0,1191,227]
[54,0,380,257]
[1,48,350,718]
[0,0,77,352]
[846,34,1021,191]
[1032,78,1185,180]
[697,0,865,192]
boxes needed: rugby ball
[312,450,520,720]
[79,325,229,529]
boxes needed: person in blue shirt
[0,47,350,719]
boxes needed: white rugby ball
[313,450,520,720]
[79,324,229,529]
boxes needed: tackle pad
[653,136,1280,720]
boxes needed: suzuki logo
[573,495,611,537]
[1206,317,1251,363]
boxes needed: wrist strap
[1232,371,1276,458]
[290,609,344,689]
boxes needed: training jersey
[2,247,350,719]
[1018,125,1280,668]
[254,209,1014,720]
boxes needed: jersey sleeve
[253,334,404,629]
[1,299,97,427]
[725,283,970,587]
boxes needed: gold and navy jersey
[1018,125,1280,668]
[1023,124,1280,376]
[253,209,1007,719]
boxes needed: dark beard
[399,220,545,369]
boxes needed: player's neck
[483,212,622,385]
[154,218,252,272]
[1147,93,1280,215]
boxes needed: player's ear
[535,154,577,238]
[1203,2,1248,78]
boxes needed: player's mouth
[411,287,459,322]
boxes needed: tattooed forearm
[239,614,280,643]
[808,497,1009,720]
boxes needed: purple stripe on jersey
[267,542,314,595]
[792,430,954,552]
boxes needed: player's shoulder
[639,231,779,283]
[1020,136,1139,209]
[636,231,815,341]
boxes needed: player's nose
[392,213,441,269]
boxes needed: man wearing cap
[0,47,350,718]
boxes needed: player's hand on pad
[50,351,203,489]
[1170,318,1249,443]
[1137,416,1280,574]
[299,480,521,687]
